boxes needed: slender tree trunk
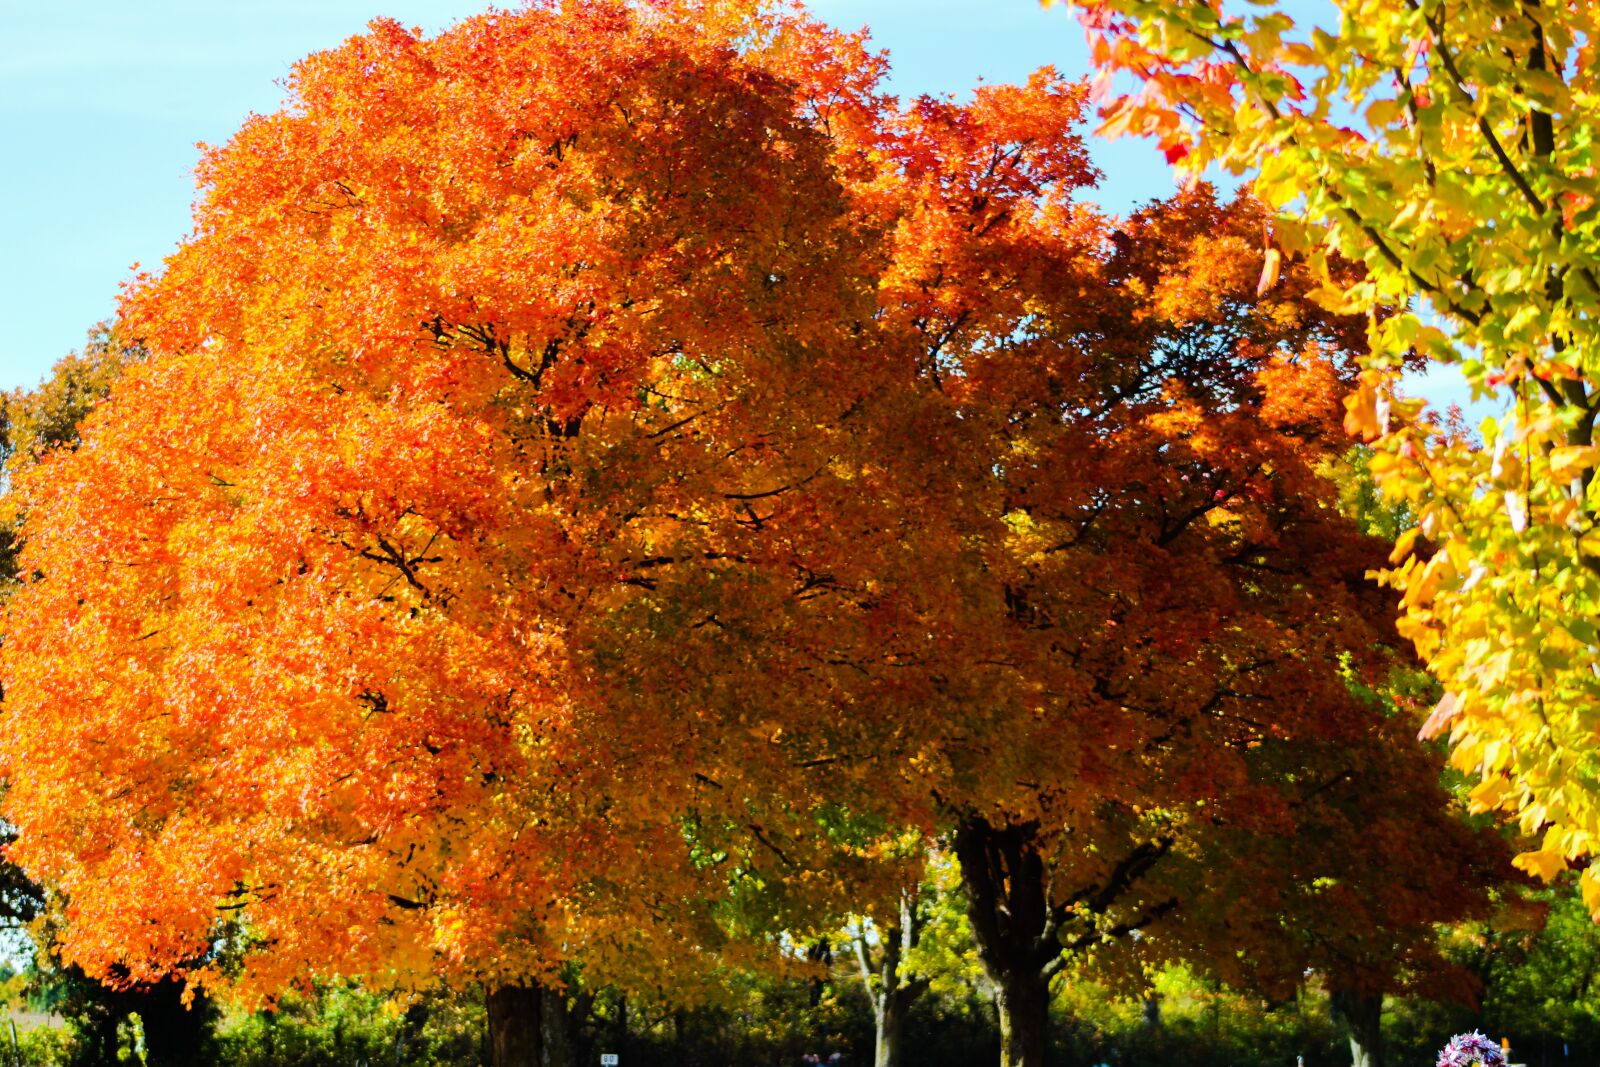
[488,985,542,1067]
[77,1009,118,1067]
[807,938,833,1008]
[613,994,628,1066]
[1142,993,1161,1029]
[1331,989,1383,1067]
[396,1001,429,1065]
[872,966,926,1067]
[855,886,932,1067]
[875,989,907,1067]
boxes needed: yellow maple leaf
[1512,848,1566,883]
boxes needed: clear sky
[0,0,1180,393]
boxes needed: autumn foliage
[1058,0,1600,913]
[7,1,878,997]
[0,4,1505,1066]
[3,0,1077,999]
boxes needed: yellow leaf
[1400,552,1453,609]
[1512,848,1567,883]
[1343,378,1381,440]
[1584,870,1600,918]
[1552,497,1580,529]
[1467,774,1509,814]
[1305,283,1365,315]
[1364,98,1402,128]
[1256,247,1282,296]
[1389,526,1420,564]
[1549,444,1599,482]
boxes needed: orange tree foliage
[0,327,143,582]
[2,1,914,1000]
[0,5,1496,1059]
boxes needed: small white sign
[600,1056,619,1066]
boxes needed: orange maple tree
[3,0,905,1015]
[0,5,1497,1067]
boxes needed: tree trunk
[396,1000,429,1065]
[874,989,906,1067]
[612,994,628,1067]
[874,971,927,1067]
[1142,993,1162,1028]
[807,938,833,1008]
[996,970,1050,1067]
[1331,989,1383,1067]
[135,978,213,1067]
[488,985,542,1067]
[952,813,1177,1067]
[540,982,575,1067]
[72,1009,118,1067]
[855,886,932,1067]
[953,815,1059,1067]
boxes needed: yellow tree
[1055,0,1600,906]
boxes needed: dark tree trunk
[395,1000,429,1064]
[953,816,1060,1067]
[488,985,542,1067]
[612,994,628,1066]
[540,982,575,1067]
[952,814,1176,1067]
[67,971,214,1067]
[1142,993,1162,1028]
[807,938,833,1008]
[1331,989,1384,1067]
[71,1010,118,1067]
[135,978,213,1067]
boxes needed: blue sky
[0,0,1180,393]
